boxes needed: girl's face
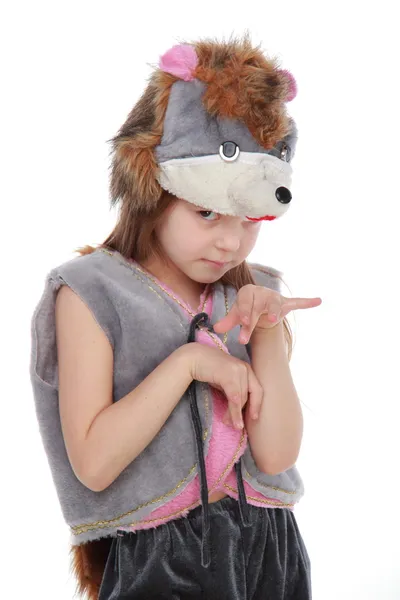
[153,198,262,285]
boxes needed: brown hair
[73,190,293,360]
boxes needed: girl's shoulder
[247,262,284,294]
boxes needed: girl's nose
[215,235,241,253]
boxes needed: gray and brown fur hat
[108,34,298,222]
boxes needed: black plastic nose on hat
[275,186,292,204]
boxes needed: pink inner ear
[277,69,297,102]
[159,44,198,81]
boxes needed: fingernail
[235,420,243,430]
[252,412,259,420]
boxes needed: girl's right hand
[185,342,263,430]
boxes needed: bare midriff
[208,490,228,503]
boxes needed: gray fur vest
[29,248,304,546]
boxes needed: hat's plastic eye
[219,141,240,162]
[280,143,290,162]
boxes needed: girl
[30,35,321,599]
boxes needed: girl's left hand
[213,284,322,344]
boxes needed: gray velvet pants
[98,495,312,599]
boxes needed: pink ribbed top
[119,268,293,533]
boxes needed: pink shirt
[119,269,293,533]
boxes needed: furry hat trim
[108,34,298,221]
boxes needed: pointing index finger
[284,297,322,310]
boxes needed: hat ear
[159,44,198,81]
[276,69,297,102]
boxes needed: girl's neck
[137,257,206,312]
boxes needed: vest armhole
[30,267,116,390]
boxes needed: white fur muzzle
[156,152,293,219]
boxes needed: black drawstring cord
[235,459,251,527]
[187,312,214,568]
[187,312,251,568]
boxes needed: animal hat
[108,34,298,222]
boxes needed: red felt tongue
[246,215,277,222]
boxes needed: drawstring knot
[187,312,250,568]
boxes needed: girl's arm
[56,285,195,493]
[83,345,194,492]
[244,322,304,475]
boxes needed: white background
[2,1,399,598]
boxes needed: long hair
[73,190,293,360]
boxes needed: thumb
[213,305,240,333]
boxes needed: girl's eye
[199,210,218,221]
